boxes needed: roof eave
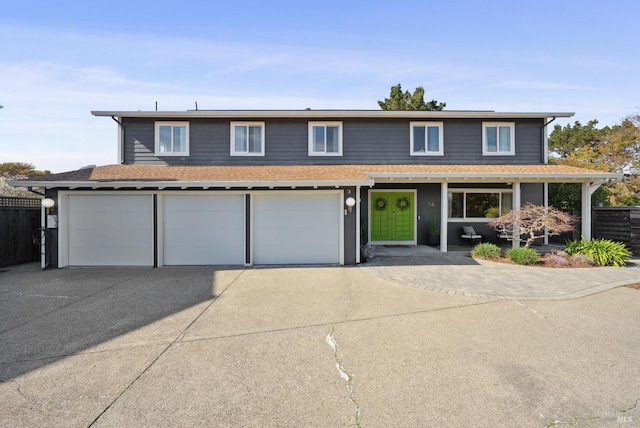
[9,179,374,188]
[368,172,623,183]
[91,110,575,120]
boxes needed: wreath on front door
[374,197,388,211]
[396,196,411,211]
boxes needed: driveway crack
[326,327,361,427]
[545,399,639,426]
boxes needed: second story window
[231,122,265,156]
[410,122,443,156]
[482,122,515,155]
[308,122,343,156]
[155,122,189,156]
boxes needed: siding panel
[123,117,545,166]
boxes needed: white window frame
[448,189,514,221]
[482,122,515,156]
[308,121,343,156]
[230,122,265,156]
[155,121,189,156]
[410,121,444,156]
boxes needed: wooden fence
[0,197,41,267]
[592,207,640,256]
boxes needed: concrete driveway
[1,263,639,427]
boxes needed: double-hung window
[410,122,443,156]
[230,122,265,156]
[155,122,189,156]
[308,122,342,156]
[482,122,515,155]
[448,190,513,219]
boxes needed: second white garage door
[252,193,342,265]
[163,195,245,265]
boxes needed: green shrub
[563,239,584,255]
[506,247,539,265]
[565,238,631,267]
[471,242,502,259]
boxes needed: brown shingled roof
[11,164,620,186]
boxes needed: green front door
[370,192,415,242]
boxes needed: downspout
[355,185,361,263]
[27,187,45,197]
[40,194,46,269]
[111,116,125,164]
[540,116,556,164]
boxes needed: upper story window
[410,122,443,156]
[155,122,189,156]
[230,122,265,156]
[308,122,343,156]
[482,122,515,155]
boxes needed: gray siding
[123,117,545,166]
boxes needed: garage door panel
[253,193,340,265]
[164,245,244,265]
[163,195,244,266]
[67,194,153,266]
[70,229,152,248]
[71,212,150,230]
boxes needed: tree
[378,83,446,111]
[489,204,575,248]
[548,115,640,207]
[548,183,609,211]
[0,162,50,197]
[0,162,50,177]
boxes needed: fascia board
[91,110,575,120]
[9,179,374,188]
[367,172,623,182]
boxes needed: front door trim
[368,189,418,246]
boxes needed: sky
[0,0,638,173]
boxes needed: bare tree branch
[488,203,575,247]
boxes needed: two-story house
[13,109,621,268]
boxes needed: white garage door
[67,194,153,266]
[253,193,341,265]
[163,195,245,265]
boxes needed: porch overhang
[367,171,622,184]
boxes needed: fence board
[0,198,41,267]
[593,207,640,256]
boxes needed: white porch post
[440,181,448,253]
[581,182,591,241]
[512,182,521,248]
[543,182,549,245]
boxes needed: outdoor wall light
[41,198,55,209]
[345,197,356,213]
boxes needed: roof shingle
[11,164,621,187]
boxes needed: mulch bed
[475,256,594,268]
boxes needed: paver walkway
[360,255,640,300]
